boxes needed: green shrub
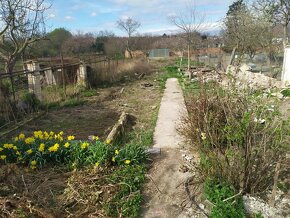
[181,81,289,195]
[21,92,41,111]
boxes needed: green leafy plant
[205,179,247,218]
[281,89,290,97]
[0,131,147,170]
[21,92,42,111]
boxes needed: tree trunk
[126,38,133,59]
[187,45,190,71]
[283,24,288,47]
[5,58,17,101]
[229,46,237,66]
[179,51,183,69]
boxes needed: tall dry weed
[181,81,289,195]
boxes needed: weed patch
[204,179,247,218]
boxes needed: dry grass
[0,164,71,217]
[88,59,154,86]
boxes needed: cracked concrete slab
[141,78,205,218]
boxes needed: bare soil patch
[2,72,162,141]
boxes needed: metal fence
[149,49,170,58]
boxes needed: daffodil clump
[0,131,141,170]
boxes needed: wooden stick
[269,161,281,207]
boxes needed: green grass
[45,98,86,110]
[157,66,183,89]
[176,58,206,68]
[158,65,200,95]
[281,89,290,97]
[104,165,146,218]
[79,88,98,97]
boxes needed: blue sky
[46,0,234,35]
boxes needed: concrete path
[141,78,203,218]
[153,78,187,148]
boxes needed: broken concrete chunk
[146,147,161,155]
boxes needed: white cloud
[65,16,73,20]
[141,21,222,35]
[48,13,56,18]
[120,15,129,20]
[91,12,97,17]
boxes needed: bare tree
[169,0,205,71]
[255,0,290,47]
[0,0,49,74]
[224,1,273,63]
[116,17,141,58]
[62,33,95,55]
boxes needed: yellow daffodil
[115,150,119,155]
[59,131,64,135]
[13,146,17,150]
[48,143,59,152]
[19,133,25,140]
[95,162,100,167]
[16,151,20,155]
[106,139,111,144]
[0,155,6,160]
[34,130,43,139]
[67,135,75,141]
[31,160,37,165]
[31,166,37,170]
[125,160,131,165]
[64,142,70,148]
[92,136,99,141]
[201,132,207,141]
[0,148,3,152]
[112,157,115,162]
[54,134,64,141]
[25,137,35,144]
[44,131,49,139]
[81,142,89,149]
[4,143,14,149]
[38,143,45,152]
[14,136,19,142]
[49,131,54,136]
[26,149,33,155]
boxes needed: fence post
[282,46,290,85]
[44,67,56,85]
[26,60,42,101]
[77,61,87,87]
